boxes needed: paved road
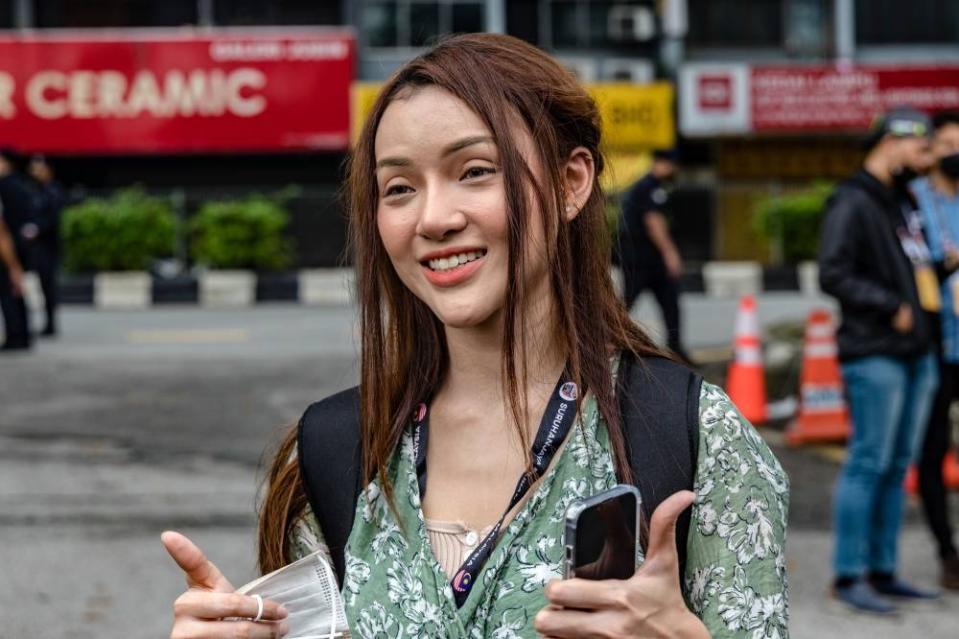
[1,300,955,638]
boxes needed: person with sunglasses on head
[820,107,944,614]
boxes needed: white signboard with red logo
[679,63,750,135]
[680,62,959,136]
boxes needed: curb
[48,263,818,308]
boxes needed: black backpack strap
[297,386,363,584]
[617,353,702,576]
[299,356,702,585]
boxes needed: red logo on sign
[698,74,733,111]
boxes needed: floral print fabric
[290,382,789,638]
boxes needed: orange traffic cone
[786,309,851,446]
[727,295,768,425]
[906,450,959,494]
[946,450,959,489]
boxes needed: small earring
[565,203,573,213]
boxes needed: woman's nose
[415,186,467,240]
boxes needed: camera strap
[411,372,579,608]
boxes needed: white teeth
[427,251,485,272]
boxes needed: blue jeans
[833,352,938,577]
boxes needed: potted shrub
[189,194,293,307]
[62,188,176,308]
[753,182,833,295]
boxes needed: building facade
[1,0,956,265]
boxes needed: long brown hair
[259,33,665,574]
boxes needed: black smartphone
[563,484,641,580]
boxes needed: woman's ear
[563,146,595,221]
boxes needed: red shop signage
[751,65,959,132]
[0,29,355,154]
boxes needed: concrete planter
[798,261,820,296]
[198,270,255,307]
[298,268,354,306]
[94,271,151,309]
[702,261,762,298]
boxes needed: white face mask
[237,549,348,638]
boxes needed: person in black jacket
[24,155,65,337]
[0,148,34,351]
[819,108,942,614]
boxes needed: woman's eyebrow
[375,135,494,170]
[441,135,494,157]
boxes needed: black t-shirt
[619,172,670,266]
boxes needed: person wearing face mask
[911,109,959,590]
[819,107,943,614]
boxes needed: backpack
[297,354,702,585]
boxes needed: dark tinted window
[0,0,12,28]
[451,2,483,33]
[410,2,440,46]
[361,1,485,48]
[213,0,340,26]
[687,0,783,47]
[363,2,398,47]
[856,0,959,44]
[34,0,197,27]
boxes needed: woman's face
[374,85,550,330]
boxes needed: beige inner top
[425,519,498,578]
[423,423,578,578]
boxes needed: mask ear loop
[320,556,340,638]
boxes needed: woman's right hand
[161,531,289,639]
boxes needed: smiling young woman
[163,34,789,639]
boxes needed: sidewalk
[2,432,956,638]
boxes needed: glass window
[551,1,582,48]
[410,3,441,46]
[364,2,399,47]
[687,0,783,47]
[855,0,959,44]
[451,2,483,33]
[786,0,830,56]
[0,0,12,28]
[34,0,197,28]
[361,1,486,49]
[213,0,340,26]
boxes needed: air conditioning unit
[608,5,657,42]
[558,57,598,83]
[603,58,655,83]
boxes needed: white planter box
[94,272,151,309]
[798,261,820,296]
[702,261,762,298]
[199,270,255,307]
[298,268,354,306]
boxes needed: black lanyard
[411,373,580,608]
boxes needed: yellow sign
[589,82,675,150]
[351,81,383,145]
[350,81,675,151]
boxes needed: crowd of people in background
[818,106,959,616]
[0,149,64,352]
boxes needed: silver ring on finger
[251,594,264,623]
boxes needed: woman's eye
[384,184,414,197]
[461,166,496,180]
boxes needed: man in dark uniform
[24,155,66,336]
[618,148,688,361]
[0,148,35,351]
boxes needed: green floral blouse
[289,382,790,638]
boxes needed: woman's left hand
[534,491,709,639]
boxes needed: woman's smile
[420,247,488,287]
